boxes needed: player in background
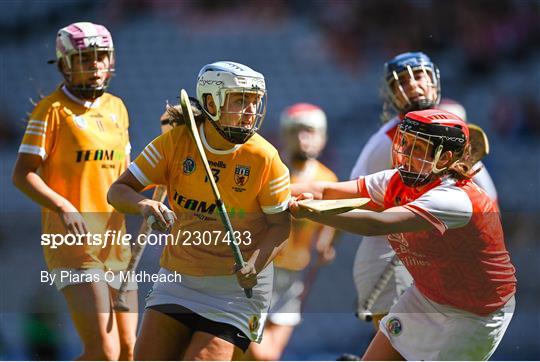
[12,22,136,360]
[349,52,439,330]
[290,109,516,360]
[247,103,338,361]
[108,61,291,361]
[438,98,498,203]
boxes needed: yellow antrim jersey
[18,86,131,271]
[274,160,337,271]
[129,124,291,276]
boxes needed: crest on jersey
[183,157,196,175]
[386,317,402,336]
[73,116,88,130]
[234,165,250,186]
[248,315,260,334]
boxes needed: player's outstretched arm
[289,201,434,237]
[291,180,360,200]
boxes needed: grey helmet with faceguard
[384,52,441,114]
[56,22,115,99]
[196,61,267,144]
[392,109,469,187]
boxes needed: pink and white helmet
[56,22,115,97]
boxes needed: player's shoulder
[314,160,338,181]
[446,177,496,212]
[101,92,127,108]
[32,88,65,112]
[156,123,188,146]
[419,176,474,206]
[242,133,279,160]
[362,117,399,147]
[377,117,400,139]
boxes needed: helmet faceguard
[56,22,115,99]
[279,103,327,161]
[196,61,267,144]
[392,109,468,187]
[384,52,441,114]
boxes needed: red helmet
[392,109,469,186]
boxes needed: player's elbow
[106,181,121,209]
[11,162,26,191]
[276,215,292,244]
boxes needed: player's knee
[82,337,120,361]
[119,336,136,361]
[249,346,283,361]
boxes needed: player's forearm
[12,170,74,213]
[303,208,432,236]
[292,180,360,200]
[302,210,381,236]
[107,182,148,214]
[291,181,329,199]
[252,221,291,273]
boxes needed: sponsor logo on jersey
[183,157,196,175]
[73,116,88,130]
[234,165,250,186]
[388,233,408,247]
[75,149,123,163]
[172,191,216,215]
[208,160,227,169]
[386,317,402,336]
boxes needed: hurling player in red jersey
[289,109,516,361]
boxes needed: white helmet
[196,61,267,144]
[56,22,114,98]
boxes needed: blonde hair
[445,143,479,180]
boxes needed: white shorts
[267,267,304,326]
[380,285,515,361]
[353,236,413,316]
[51,268,138,291]
[145,265,273,343]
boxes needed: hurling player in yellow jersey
[12,23,136,360]
[108,61,291,360]
[247,103,338,361]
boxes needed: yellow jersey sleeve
[258,152,291,214]
[128,132,170,186]
[120,100,131,157]
[18,99,60,160]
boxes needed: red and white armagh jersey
[357,169,516,315]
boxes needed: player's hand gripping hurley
[179,89,253,298]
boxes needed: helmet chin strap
[431,144,451,174]
[291,152,309,162]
